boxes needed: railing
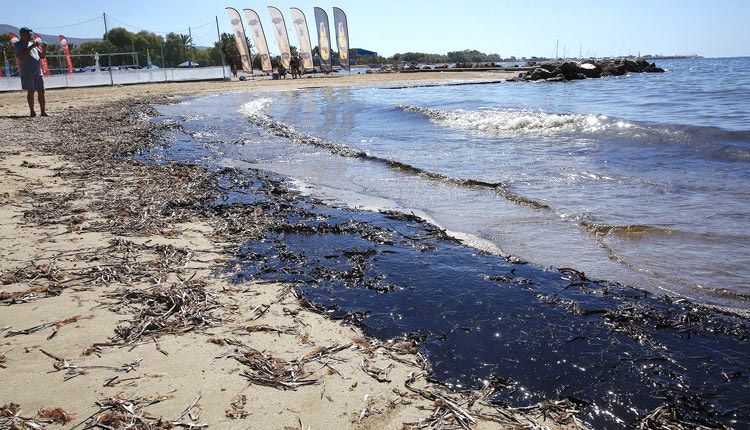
[0,66,229,92]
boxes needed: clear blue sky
[3,0,748,58]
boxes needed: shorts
[20,75,45,91]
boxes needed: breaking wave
[395,104,610,135]
[395,104,750,162]
[237,99,549,210]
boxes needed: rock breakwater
[510,58,665,82]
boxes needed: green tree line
[1,29,503,73]
[0,28,226,71]
[389,49,502,64]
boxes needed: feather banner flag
[268,6,291,69]
[32,33,50,76]
[8,33,20,74]
[313,7,332,72]
[290,8,314,70]
[243,8,272,72]
[59,35,74,74]
[332,7,350,71]
[226,7,253,72]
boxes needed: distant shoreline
[639,55,703,60]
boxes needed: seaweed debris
[105,279,232,346]
[231,343,351,390]
[6,93,746,429]
[76,395,207,429]
[201,160,748,428]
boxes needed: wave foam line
[397,104,750,162]
[237,99,550,210]
[395,104,603,134]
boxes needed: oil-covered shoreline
[145,92,749,428]
[0,75,747,429]
[0,77,585,430]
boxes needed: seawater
[157,57,750,312]
[147,57,750,427]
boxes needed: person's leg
[38,90,47,116]
[27,91,36,117]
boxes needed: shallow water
[145,58,750,427]
[155,58,750,312]
[223,176,749,429]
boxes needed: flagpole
[188,27,194,67]
[215,16,227,79]
[103,12,113,85]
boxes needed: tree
[209,41,223,67]
[353,53,386,65]
[177,33,192,64]
[219,33,240,69]
[390,52,448,64]
[217,33,254,69]
[75,41,107,68]
[135,30,165,66]
[446,49,501,63]
[43,43,63,73]
[106,27,134,52]
[164,33,182,67]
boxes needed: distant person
[13,27,48,117]
[231,65,237,78]
[290,56,300,79]
[278,64,286,79]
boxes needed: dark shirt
[14,40,42,77]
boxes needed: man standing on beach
[13,27,48,117]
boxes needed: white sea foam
[238,97,274,119]
[192,131,218,139]
[396,105,611,136]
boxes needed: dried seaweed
[232,343,351,391]
[1,240,199,306]
[106,280,229,346]
[37,407,74,424]
[402,373,477,430]
[0,262,68,304]
[224,394,249,420]
[244,324,298,335]
[358,394,382,422]
[634,405,728,430]
[75,395,208,429]
[0,403,45,430]
[1,404,20,418]
[38,349,140,381]
[4,315,93,339]
[360,358,393,382]
[356,335,430,371]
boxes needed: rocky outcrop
[510,58,664,82]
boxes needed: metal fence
[0,66,229,91]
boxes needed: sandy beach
[0,71,583,429]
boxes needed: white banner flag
[244,8,272,72]
[290,8,314,70]
[268,6,291,69]
[226,7,252,72]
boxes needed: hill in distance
[1,24,101,46]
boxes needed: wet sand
[0,72,580,429]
